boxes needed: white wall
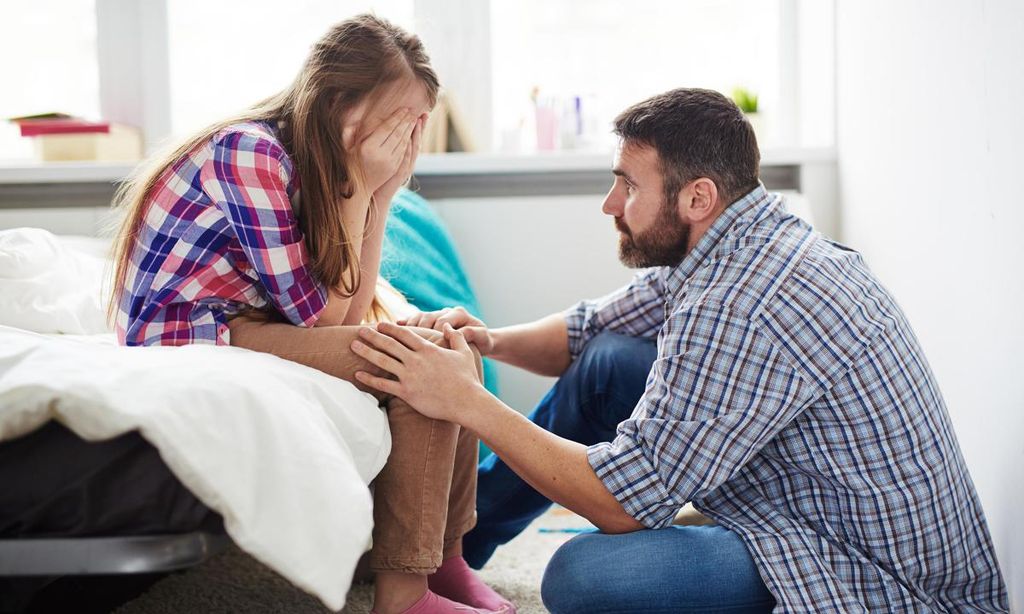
[836,0,1024,607]
[432,195,634,412]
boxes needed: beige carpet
[113,506,592,614]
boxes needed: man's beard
[615,201,690,268]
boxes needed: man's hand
[352,321,642,535]
[352,322,486,422]
[399,306,495,356]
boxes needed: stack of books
[9,113,142,162]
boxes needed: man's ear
[679,177,719,223]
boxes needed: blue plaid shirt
[571,185,1008,612]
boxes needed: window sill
[0,148,835,208]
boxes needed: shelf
[0,148,835,185]
[0,148,834,208]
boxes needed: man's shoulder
[680,211,892,371]
[684,209,820,318]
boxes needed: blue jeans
[541,526,775,613]
[464,332,774,612]
[463,332,658,568]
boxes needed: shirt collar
[661,183,777,296]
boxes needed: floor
[108,506,591,614]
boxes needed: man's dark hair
[613,88,760,206]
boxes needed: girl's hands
[346,108,417,196]
[398,306,495,356]
[373,113,425,206]
[351,321,485,423]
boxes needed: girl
[109,15,512,614]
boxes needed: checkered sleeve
[200,129,327,327]
[564,268,665,360]
[587,304,815,528]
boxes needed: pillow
[382,189,499,395]
[0,228,113,334]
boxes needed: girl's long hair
[108,14,438,325]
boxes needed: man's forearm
[489,313,572,377]
[462,386,643,534]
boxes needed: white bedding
[0,228,406,610]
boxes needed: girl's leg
[369,398,461,575]
[228,316,496,613]
[441,425,479,561]
[227,315,426,400]
[367,347,483,575]
[423,372,515,612]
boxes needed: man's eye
[625,183,636,194]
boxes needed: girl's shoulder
[209,120,295,179]
[211,120,285,153]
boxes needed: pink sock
[373,589,501,614]
[428,556,515,613]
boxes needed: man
[351,88,1009,612]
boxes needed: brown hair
[613,88,760,207]
[108,14,438,324]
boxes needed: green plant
[732,87,759,114]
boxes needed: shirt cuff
[587,437,681,529]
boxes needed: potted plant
[732,87,765,142]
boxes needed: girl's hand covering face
[372,113,425,206]
[351,321,483,422]
[348,107,417,195]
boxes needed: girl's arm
[316,109,419,326]
[339,114,424,326]
[315,189,373,326]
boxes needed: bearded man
[352,88,1009,613]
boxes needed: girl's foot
[428,556,516,613]
[372,589,501,614]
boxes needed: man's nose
[601,188,621,216]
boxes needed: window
[166,0,414,137]
[486,0,834,152]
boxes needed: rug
[113,506,592,614]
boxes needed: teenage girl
[109,14,513,614]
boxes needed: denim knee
[571,332,657,428]
[540,532,589,614]
[540,533,606,613]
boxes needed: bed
[0,189,490,611]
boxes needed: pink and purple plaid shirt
[116,121,328,346]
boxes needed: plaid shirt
[117,122,327,346]
[572,185,1008,612]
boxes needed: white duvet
[0,228,405,611]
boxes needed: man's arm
[487,313,571,377]
[462,386,644,533]
[401,308,573,378]
[351,322,643,533]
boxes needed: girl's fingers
[377,321,431,350]
[444,323,470,353]
[351,339,403,375]
[357,326,412,360]
[417,309,445,330]
[354,371,401,395]
[370,108,409,148]
[390,119,416,155]
[411,118,422,155]
[384,113,413,149]
[400,141,413,179]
